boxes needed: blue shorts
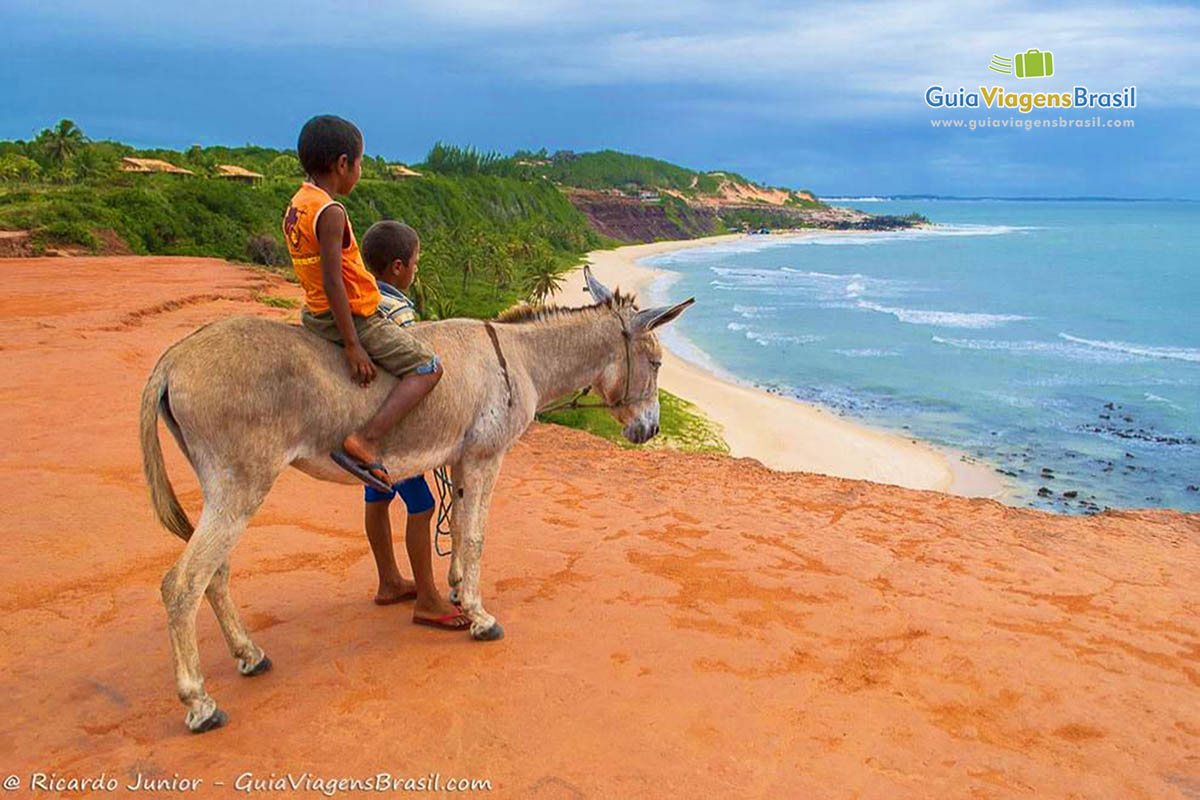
[364,474,435,513]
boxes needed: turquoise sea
[641,200,1199,513]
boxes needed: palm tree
[457,227,487,293]
[184,144,217,176]
[71,147,114,182]
[490,248,515,290]
[39,119,86,165]
[505,233,535,262]
[523,251,564,304]
[410,274,437,317]
[429,294,460,320]
[0,154,41,182]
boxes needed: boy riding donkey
[284,116,463,628]
[283,115,441,492]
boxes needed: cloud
[469,1,1200,110]
[11,0,1198,116]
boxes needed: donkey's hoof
[240,654,272,677]
[188,707,228,734]
[472,622,504,642]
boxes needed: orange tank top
[283,182,380,316]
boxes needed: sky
[3,0,1198,197]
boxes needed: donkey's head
[584,266,694,444]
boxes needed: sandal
[330,450,393,493]
[412,611,471,630]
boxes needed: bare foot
[374,578,417,606]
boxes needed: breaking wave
[726,322,823,347]
[731,304,776,318]
[833,348,901,358]
[857,301,1028,329]
[1058,333,1200,364]
[931,335,1151,364]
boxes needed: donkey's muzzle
[624,420,659,444]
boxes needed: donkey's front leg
[455,454,505,641]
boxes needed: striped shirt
[376,280,418,327]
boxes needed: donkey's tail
[140,354,194,541]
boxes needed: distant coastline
[621,199,1200,514]
[826,194,1197,202]
[555,233,1009,499]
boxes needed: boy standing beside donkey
[283,114,465,629]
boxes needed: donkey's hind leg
[161,477,269,733]
[205,560,272,677]
[446,460,466,606]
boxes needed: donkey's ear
[632,297,695,333]
[583,264,614,304]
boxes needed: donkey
[140,265,692,732]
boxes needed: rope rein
[483,321,515,408]
[433,465,454,557]
[538,312,653,414]
[432,309,644,558]
[433,319,518,557]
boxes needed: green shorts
[301,307,439,378]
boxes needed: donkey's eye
[649,359,662,369]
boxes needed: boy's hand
[345,343,376,386]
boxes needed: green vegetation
[718,206,817,232]
[658,193,725,239]
[255,294,299,309]
[537,390,728,453]
[516,148,820,209]
[422,142,517,177]
[0,122,609,318]
[523,148,747,196]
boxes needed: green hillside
[515,148,819,204]
[0,124,607,319]
[522,149,740,193]
[0,121,849,316]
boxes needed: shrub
[32,220,98,251]
[267,154,302,178]
[246,233,284,266]
[0,154,42,182]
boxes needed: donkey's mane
[493,289,636,325]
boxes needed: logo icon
[989,49,1054,78]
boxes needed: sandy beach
[556,234,1007,499]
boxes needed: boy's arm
[317,204,375,386]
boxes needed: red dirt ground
[1,256,1198,799]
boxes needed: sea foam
[833,348,901,358]
[726,322,822,347]
[731,304,776,318]
[858,301,1028,329]
[931,335,1143,364]
[1058,333,1200,364]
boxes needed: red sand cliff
[1,256,1197,799]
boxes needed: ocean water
[640,200,1200,513]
